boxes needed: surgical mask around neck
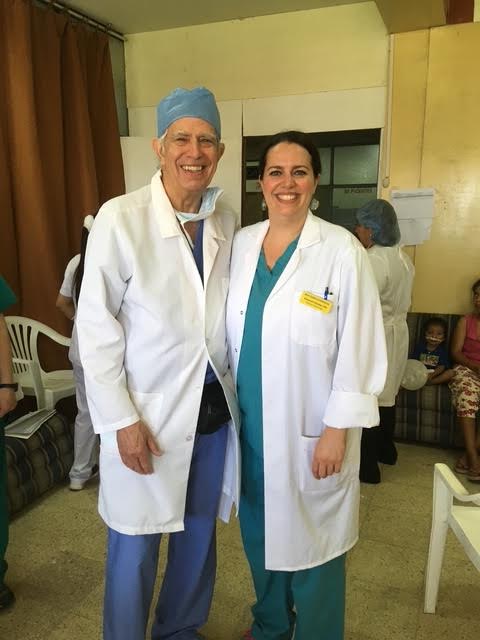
[175,210,210,224]
[174,186,224,226]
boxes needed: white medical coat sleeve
[322,244,387,429]
[76,205,140,434]
[59,254,80,298]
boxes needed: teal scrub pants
[0,419,8,585]
[236,242,346,639]
[239,442,346,640]
[0,277,16,587]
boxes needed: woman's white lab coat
[226,214,387,570]
[76,172,240,535]
[367,245,415,407]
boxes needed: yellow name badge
[299,291,333,314]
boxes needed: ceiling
[64,0,450,36]
[65,0,368,35]
[375,0,447,33]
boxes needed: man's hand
[311,427,347,479]
[117,420,163,475]
[0,388,17,419]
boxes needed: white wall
[123,87,386,217]
[125,3,387,106]
[121,3,389,217]
[120,137,157,192]
[243,87,386,136]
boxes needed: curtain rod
[36,0,126,42]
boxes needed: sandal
[467,468,480,483]
[454,458,470,475]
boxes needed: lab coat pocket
[100,431,120,456]
[298,434,353,493]
[291,291,337,346]
[129,390,165,439]
[99,390,165,456]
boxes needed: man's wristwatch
[0,383,18,391]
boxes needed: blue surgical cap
[355,199,401,247]
[156,87,221,139]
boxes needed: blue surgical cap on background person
[355,199,401,247]
[156,87,221,139]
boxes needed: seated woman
[450,279,480,482]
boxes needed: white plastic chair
[5,315,75,410]
[424,463,480,613]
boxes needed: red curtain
[0,0,125,342]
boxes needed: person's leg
[450,366,480,474]
[239,439,295,640]
[359,426,381,484]
[459,417,479,471]
[461,420,480,473]
[378,405,397,465]
[103,528,161,640]
[69,362,98,489]
[428,369,454,385]
[291,554,346,640]
[0,419,14,609]
[239,500,294,640]
[0,422,8,582]
[151,424,228,640]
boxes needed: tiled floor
[1,443,479,639]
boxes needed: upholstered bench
[395,313,462,447]
[5,412,73,515]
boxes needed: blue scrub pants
[103,425,228,640]
[239,442,346,640]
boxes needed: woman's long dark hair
[72,218,94,304]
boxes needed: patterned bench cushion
[395,313,462,447]
[6,412,73,515]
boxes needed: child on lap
[412,317,454,385]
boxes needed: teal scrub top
[0,278,16,314]
[236,237,299,458]
[0,277,16,428]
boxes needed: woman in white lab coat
[354,199,415,484]
[226,131,387,640]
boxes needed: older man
[76,87,239,640]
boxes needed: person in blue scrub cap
[354,199,415,484]
[75,87,240,640]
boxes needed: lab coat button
[240,310,244,315]
[186,434,193,441]
[235,348,238,353]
